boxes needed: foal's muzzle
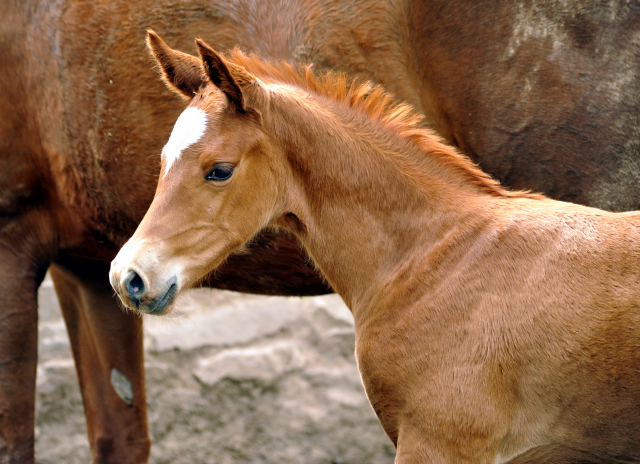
[110,267,178,315]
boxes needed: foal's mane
[227,49,540,199]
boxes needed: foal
[111,32,640,463]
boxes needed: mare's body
[111,36,640,463]
[3,1,640,462]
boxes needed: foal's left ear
[196,39,250,111]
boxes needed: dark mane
[226,49,542,199]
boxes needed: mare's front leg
[50,257,150,464]
[0,247,43,463]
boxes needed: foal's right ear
[147,30,207,99]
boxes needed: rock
[193,340,308,387]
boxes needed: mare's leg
[50,257,150,464]
[0,247,44,463]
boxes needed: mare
[3,1,640,462]
[111,35,640,464]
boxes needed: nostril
[130,274,144,293]
[123,270,146,303]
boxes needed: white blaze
[162,107,208,177]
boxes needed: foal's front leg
[394,428,500,464]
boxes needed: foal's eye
[206,163,235,181]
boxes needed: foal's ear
[147,30,206,99]
[195,39,248,111]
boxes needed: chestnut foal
[111,33,640,463]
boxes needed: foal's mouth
[144,281,178,315]
[133,275,179,316]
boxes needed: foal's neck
[269,90,494,312]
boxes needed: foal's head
[110,32,289,314]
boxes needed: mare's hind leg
[50,257,150,464]
[0,248,43,463]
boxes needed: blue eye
[206,163,235,181]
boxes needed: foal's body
[111,35,640,462]
[263,86,640,461]
[356,200,640,461]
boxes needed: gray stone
[193,340,308,387]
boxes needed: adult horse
[2,0,640,462]
[111,36,640,463]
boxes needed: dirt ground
[35,274,395,463]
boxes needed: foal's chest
[352,300,518,458]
